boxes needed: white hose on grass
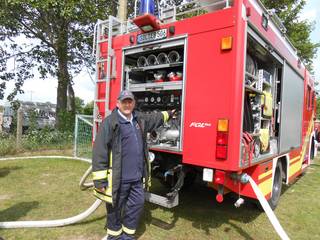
[0,155,102,229]
[79,165,94,190]
[248,176,290,240]
[0,199,102,228]
[0,155,91,163]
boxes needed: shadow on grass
[311,163,320,167]
[0,166,22,178]
[0,201,39,222]
[137,184,261,239]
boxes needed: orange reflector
[221,36,233,50]
[218,119,229,132]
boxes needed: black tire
[268,161,283,210]
[310,138,315,160]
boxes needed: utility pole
[117,0,127,22]
[27,90,34,102]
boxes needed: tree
[0,0,117,130]
[83,101,94,115]
[261,0,320,70]
[74,96,85,114]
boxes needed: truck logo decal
[189,122,212,128]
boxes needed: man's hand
[96,187,106,193]
[168,109,177,119]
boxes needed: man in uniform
[92,90,174,240]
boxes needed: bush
[0,133,17,156]
[0,128,73,156]
[22,127,73,150]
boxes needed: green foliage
[22,127,73,151]
[26,108,38,132]
[7,101,21,133]
[316,97,320,119]
[75,96,85,114]
[0,129,73,156]
[83,101,94,115]
[57,110,75,132]
[0,132,16,156]
[73,97,93,115]
[261,0,320,70]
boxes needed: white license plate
[137,29,167,44]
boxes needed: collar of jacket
[117,109,138,124]
[109,108,139,127]
[111,108,145,134]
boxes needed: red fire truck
[92,0,317,210]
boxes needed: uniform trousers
[106,180,145,240]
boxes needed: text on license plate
[137,29,167,44]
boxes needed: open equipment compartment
[242,29,284,165]
[122,37,186,152]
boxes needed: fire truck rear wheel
[310,137,315,160]
[268,161,283,210]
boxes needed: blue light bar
[139,0,155,15]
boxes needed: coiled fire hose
[0,156,101,228]
[168,50,181,63]
[157,52,169,65]
[137,56,147,67]
[147,54,158,66]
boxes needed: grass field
[0,156,319,240]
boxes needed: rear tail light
[216,119,229,160]
[216,145,228,159]
[216,132,228,145]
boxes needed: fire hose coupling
[240,173,250,183]
[230,172,250,183]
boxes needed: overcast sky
[0,1,319,105]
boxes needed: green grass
[0,156,319,240]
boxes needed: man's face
[117,98,135,117]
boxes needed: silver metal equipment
[137,56,148,67]
[168,50,181,63]
[157,52,169,64]
[147,54,158,65]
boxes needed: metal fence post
[73,115,79,157]
[16,107,23,148]
[0,112,3,133]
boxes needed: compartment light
[221,36,233,50]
